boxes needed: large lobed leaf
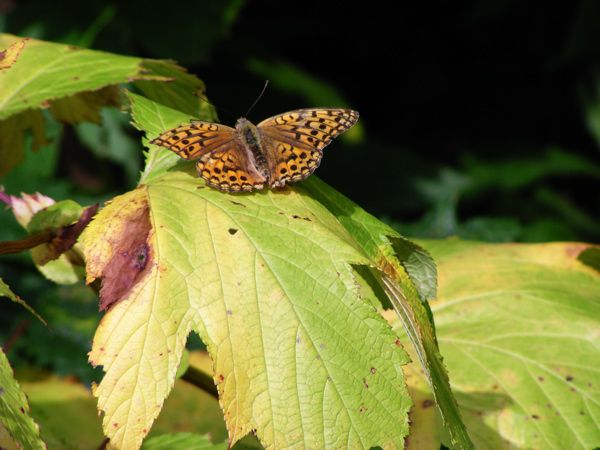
[79,93,412,449]
[421,240,600,449]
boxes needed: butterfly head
[235,117,252,129]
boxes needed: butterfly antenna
[196,93,237,121]
[245,80,270,118]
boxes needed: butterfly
[150,108,359,192]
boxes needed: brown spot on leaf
[422,399,434,408]
[0,39,28,71]
[531,414,540,420]
[113,422,119,428]
[394,338,402,347]
[19,407,25,413]
[230,200,246,207]
[98,204,152,310]
[565,375,574,382]
[363,378,369,389]
[0,387,4,395]
[359,405,367,413]
[291,214,311,221]
[218,374,225,382]
[538,376,544,382]
[370,367,377,374]
[228,228,238,235]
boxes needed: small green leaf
[134,60,213,118]
[389,236,437,302]
[0,350,45,450]
[0,277,45,324]
[3,192,86,284]
[26,199,83,234]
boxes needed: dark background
[1,0,599,381]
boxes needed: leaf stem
[181,365,219,399]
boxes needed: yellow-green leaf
[80,94,413,450]
[302,177,473,449]
[0,33,172,175]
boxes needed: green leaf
[0,33,170,175]
[127,91,208,184]
[0,109,47,176]
[3,192,86,284]
[302,177,474,449]
[0,276,45,325]
[0,350,45,450]
[134,60,214,118]
[0,34,162,120]
[26,199,83,234]
[389,236,437,302]
[80,94,412,449]
[142,433,226,450]
[421,239,600,449]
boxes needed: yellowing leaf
[81,92,414,448]
[81,171,412,449]
[0,38,26,70]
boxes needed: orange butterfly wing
[257,108,359,187]
[196,143,267,192]
[150,121,236,160]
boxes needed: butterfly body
[235,118,270,180]
[151,108,359,193]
